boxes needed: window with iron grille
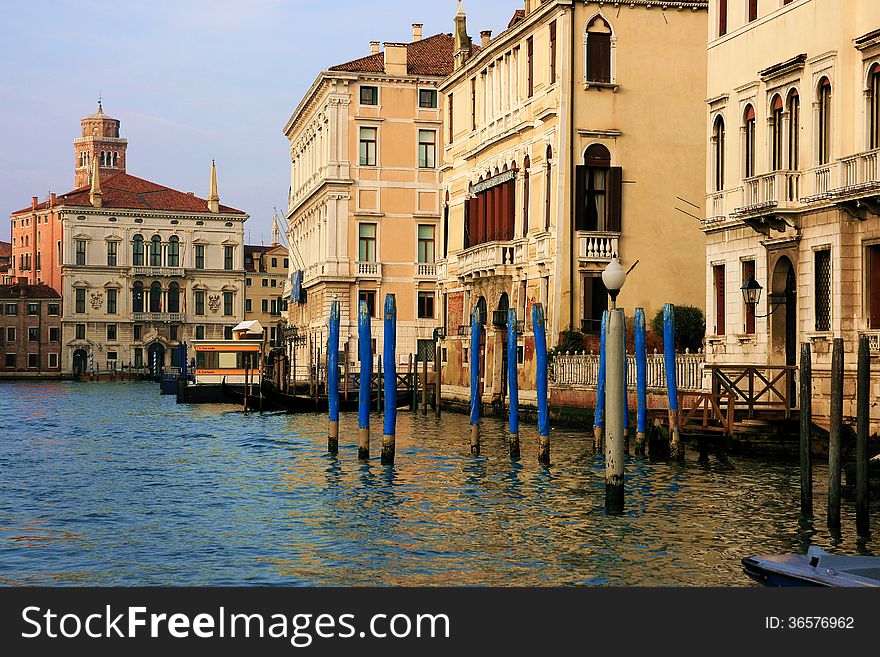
[417,339,434,362]
[814,249,831,331]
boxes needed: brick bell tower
[73,99,128,188]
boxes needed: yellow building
[282,24,474,371]
[244,237,289,347]
[703,0,880,426]
[438,0,708,407]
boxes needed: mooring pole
[343,342,349,402]
[243,355,249,413]
[382,294,397,465]
[799,342,812,516]
[422,354,429,414]
[327,300,340,454]
[259,350,264,413]
[357,300,371,461]
[664,304,683,461]
[828,337,843,530]
[634,308,648,456]
[856,334,870,536]
[507,307,520,459]
[534,303,550,465]
[469,308,482,456]
[594,310,607,451]
[623,317,630,455]
[411,353,418,412]
[434,334,442,417]
[292,339,297,398]
[377,356,383,413]
[605,308,625,514]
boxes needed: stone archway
[72,349,88,376]
[770,255,797,368]
[148,342,166,375]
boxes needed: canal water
[1,381,877,586]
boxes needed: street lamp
[741,275,785,318]
[602,256,627,308]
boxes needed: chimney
[370,40,380,54]
[453,0,472,71]
[384,42,408,76]
[412,23,423,42]
[31,196,38,210]
[481,30,492,47]
[50,193,57,207]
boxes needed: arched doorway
[497,293,510,400]
[72,349,88,376]
[770,256,797,368]
[148,343,165,375]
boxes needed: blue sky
[0,0,515,244]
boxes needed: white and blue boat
[743,546,880,587]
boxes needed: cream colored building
[245,236,289,346]
[438,0,708,406]
[283,25,472,369]
[703,0,880,424]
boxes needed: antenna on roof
[98,91,103,113]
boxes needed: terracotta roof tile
[0,283,61,299]
[329,33,479,77]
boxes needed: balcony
[356,261,382,278]
[534,234,553,261]
[862,331,880,353]
[133,266,185,277]
[415,262,437,279]
[133,312,183,322]
[491,310,508,328]
[577,231,619,264]
[734,171,801,216]
[456,241,522,280]
[840,148,880,191]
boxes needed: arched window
[869,63,880,149]
[100,151,105,166]
[744,105,756,178]
[770,95,784,171]
[712,116,726,192]
[113,152,118,167]
[585,15,612,84]
[149,281,162,313]
[132,234,144,266]
[150,235,162,267]
[576,144,621,233]
[818,77,832,165]
[544,146,553,231]
[168,235,180,267]
[522,156,531,236]
[787,90,800,171]
[168,282,180,313]
[132,281,144,313]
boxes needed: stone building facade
[244,240,289,346]
[703,0,880,426]
[0,283,63,378]
[438,0,709,407]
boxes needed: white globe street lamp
[602,256,627,309]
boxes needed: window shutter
[575,165,587,231]
[607,167,622,232]
[588,34,611,83]
[871,246,880,329]
[465,197,476,248]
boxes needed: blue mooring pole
[382,294,397,465]
[623,317,630,455]
[327,300,340,454]
[507,307,520,459]
[634,308,648,456]
[533,303,550,465]
[469,308,482,456]
[594,310,608,450]
[663,303,683,460]
[358,300,371,460]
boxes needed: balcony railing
[356,261,382,278]
[132,266,185,277]
[456,241,520,279]
[491,310,508,328]
[840,148,880,191]
[861,331,880,353]
[133,312,183,322]
[577,231,619,263]
[737,171,800,213]
[550,350,705,392]
[415,263,437,279]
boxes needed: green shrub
[650,305,705,353]
[556,329,586,354]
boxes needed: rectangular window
[418,130,436,168]
[358,290,376,317]
[168,238,180,267]
[5,353,15,368]
[359,127,377,166]
[28,327,38,342]
[224,245,234,271]
[271,257,277,268]
[283,258,289,268]
[195,244,205,270]
[419,89,438,108]
[358,223,377,262]
[246,278,252,287]
[195,291,205,316]
[107,288,117,314]
[223,291,233,316]
[418,225,435,263]
[195,325,205,340]
[526,37,534,97]
[5,303,16,315]
[271,279,277,288]
[714,264,726,335]
[107,241,117,266]
[748,0,758,22]
[261,278,268,287]
[28,353,38,368]
[261,299,269,313]
[107,324,117,341]
[418,291,435,319]
[75,324,86,340]
[169,325,178,341]
[471,77,477,131]
[224,326,233,340]
[76,240,86,265]
[815,249,831,331]
[245,298,252,313]
[360,85,378,105]
[719,0,728,36]
[134,348,143,368]
[107,351,118,361]
[134,324,143,341]
[549,21,557,83]
[27,303,38,316]
[416,338,434,362]
[742,260,756,334]
[75,288,86,314]
[271,299,279,316]
[48,303,59,316]
[150,238,161,266]
[48,353,58,369]
[49,327,59,342]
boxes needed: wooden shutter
[607,167,623,232]
[464,197,473,248]
[743,260,756,334]
[588,33,611,83]
[714,265,726,335]
[871,246,880,329]
[575,165,587,231]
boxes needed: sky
[0,0,516,244]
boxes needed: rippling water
[0,381,877,586]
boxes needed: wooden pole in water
[258,350,264,413]
[534,303,550,465]
[469,309,482,456]
[856,335,870,536]
[343,342,349,402]
[828,337,843,530]
[799,342,812,516]
[664,304,683,461]
[377,356,383,413]
[327,301,340,454]
[382,294,397,465]
[434,332,442,417]
[357,300,371,460]
[291,337,297,398]
[243,355,249,412]
[622,316,630,455]
[507,307,520,459]
[634,308,648,456]
[422,352,428,413]
[410,353,417,412]
[605,308,625,514]
[594,310,607,451]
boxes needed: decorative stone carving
[208,294,221,313]
[89,292,103,309]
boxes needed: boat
[742,545,880,587]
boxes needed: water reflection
[0,380,877,586]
